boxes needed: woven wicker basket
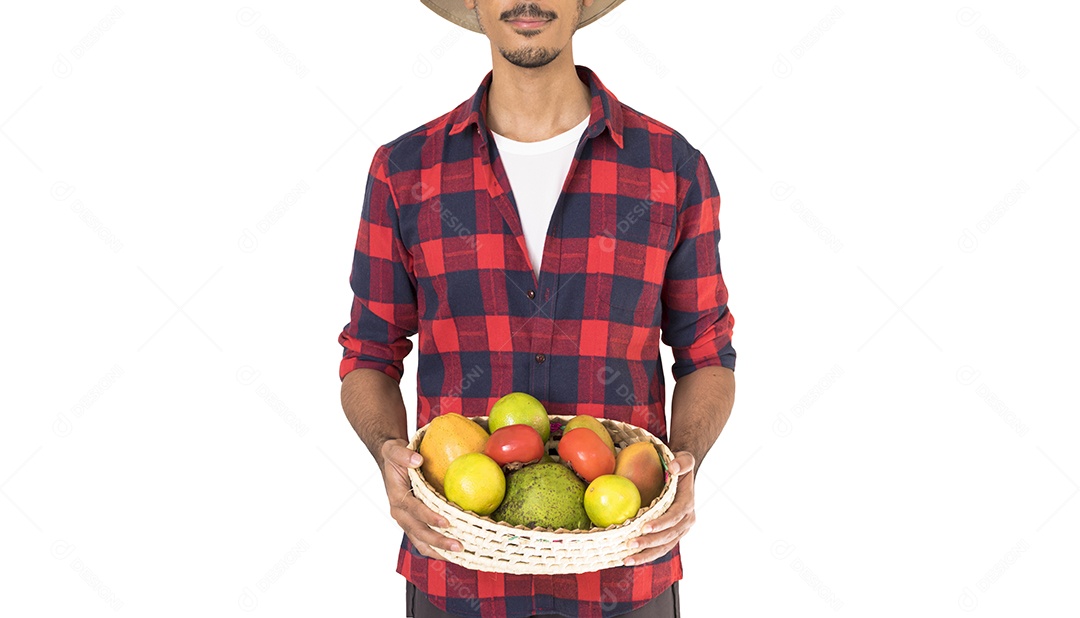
[406,414,677,575]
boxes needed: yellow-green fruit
[418,413,489,494]
[564,414,616,456]
[584,474,641,528]
[444,453,506,516]
[488,392,551,443]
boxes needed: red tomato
[557,428,616,483]
[484,424,545,467]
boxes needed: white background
[2,1,1078,616]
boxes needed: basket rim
[406,414,677,535]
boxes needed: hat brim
[420,0,626,34]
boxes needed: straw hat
[420,0,627,34]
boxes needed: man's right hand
[380,438,463,559]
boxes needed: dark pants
[406,580,679,618]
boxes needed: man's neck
[485,52,591,143]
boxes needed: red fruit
[557,427,616,483]
[484,424,545,468]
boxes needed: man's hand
[380,438,462,559]
[622,451,696,566]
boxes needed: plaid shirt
[339,65,735,618]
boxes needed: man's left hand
[622,451,696,566]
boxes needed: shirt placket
[479,131,563,401]
[531,130,593,402]
[480,94,606,401]
[529,209,556,401]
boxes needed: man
[338,1,736,616]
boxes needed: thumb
[382,439,423,469]
[669,451,695,477]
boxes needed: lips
[507,18,550,28]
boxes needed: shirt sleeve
[660,148,736,379]
[338,146,419,382]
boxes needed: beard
[498,44,562,68]
[474,1,584,69]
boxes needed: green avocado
[491,462,591,530]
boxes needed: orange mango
[614,442,665,507]
[418,413,489,494]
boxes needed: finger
[396,506,460,556]
[640,485,694,533]
[624,538,680,566]
[408,521,463,553]
[407,536,444,560]
[396,494,451,529]
[641,506,686,535]
[637,506,692,541]
[630,511,695,551]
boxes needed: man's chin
[499,47,561,69]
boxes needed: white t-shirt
[491,114,590,280]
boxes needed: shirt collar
[448,64,625,150]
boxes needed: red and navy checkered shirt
[339,65,735,618]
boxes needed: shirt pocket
[602,204,676,321]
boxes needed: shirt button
[535,353,546,364]
[526,289,535,299]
